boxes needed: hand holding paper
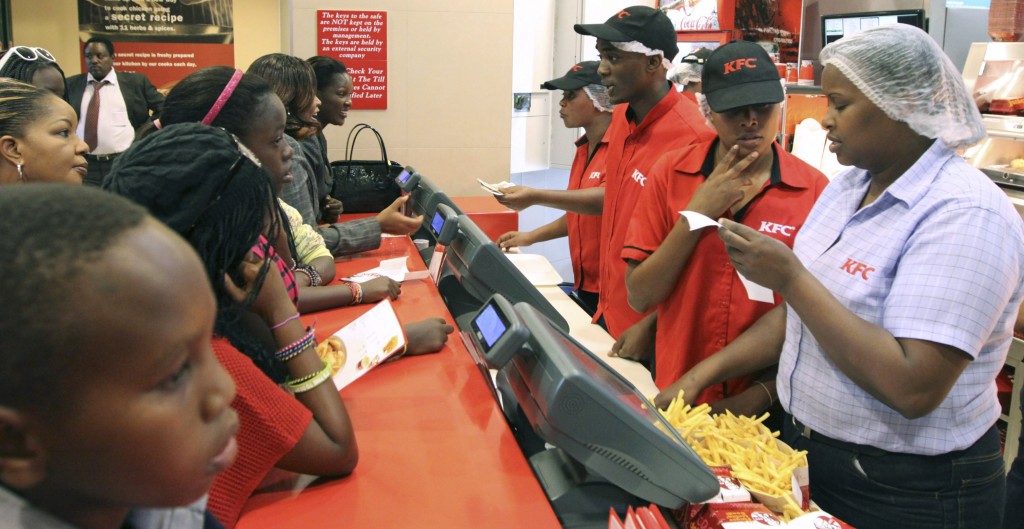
[478,178,514,196]
[715,217,806,297]
[679,211,775,303]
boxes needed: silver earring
[16,163,23,182]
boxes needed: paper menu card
[326,299,406,390]
[678,211,775,303]
[344,257,431,283]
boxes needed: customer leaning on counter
[678,24,1023,529]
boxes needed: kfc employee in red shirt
[622,41,828,412]
[575,5,715,363]
[496,61,612,315]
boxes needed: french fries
[658,390,811,521]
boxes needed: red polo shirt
[567,134,608,293]
[597,86,715,338]
[622,139,829,403]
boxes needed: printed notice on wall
[317,10,387,110]
[77,0,234,91]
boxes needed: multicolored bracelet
[274,326,316,362]
[293,264,322,287]
[287,359,333,393]
[346,281,363,305]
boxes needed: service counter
[235,235,561,528]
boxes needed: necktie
[84,80,107,152]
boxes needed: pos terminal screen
[431,210,446,236]
[473,302,508,350]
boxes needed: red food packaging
[688,502,784,528]
[786,511,856,529]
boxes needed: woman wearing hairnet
[682,25,1023,527]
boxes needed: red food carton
[689,502,784,529]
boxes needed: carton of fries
[657,391,812,521]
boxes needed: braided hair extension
[0,54,67,101]
[104,122,289,382]
[157,66,303,270]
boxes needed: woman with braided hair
[0,45,68,99]
[105,122,357,527]
[153,66,453,347]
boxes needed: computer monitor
[438,214,569,333]
[822,9,926,46]
[465,295,718,510]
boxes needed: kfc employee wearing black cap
[496,61,613,314]
[575,6,714,362]
[621,41,828,414]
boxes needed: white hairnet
[819,24,985,150]
[668,62,702,86]
[610,40,674,70]
[583,84,614,113]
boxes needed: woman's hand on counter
[403,318,455,356]
[377,195,423,235]
[361,277,402,303]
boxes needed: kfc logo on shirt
[630,169,647,187]
[840,258,875,280]
[588,171,602,180]
[758,221,794,237]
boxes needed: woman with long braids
[105,122,357,526]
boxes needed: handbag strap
[344,123,389,164]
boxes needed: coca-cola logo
[751,512,782,526]
[813,517,841,529]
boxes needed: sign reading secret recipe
[317,10,388,110]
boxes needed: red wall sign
[317,10,388,110]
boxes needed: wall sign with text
[317,10,388,110]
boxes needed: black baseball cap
[574,6,679,62]
[541,61,601,90]
[701,40,784,113]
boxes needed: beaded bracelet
[293,264,322,287]
[274,327,316,362]
[287,359,333,394]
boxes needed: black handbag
[330,123,403,213]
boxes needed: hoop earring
[16,163,23,182]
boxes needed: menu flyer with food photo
[315,299,406,389]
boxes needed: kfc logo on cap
[572,65,583,72]
[813,517,842,529]
[616,9,631,18]
[724,58,758,74]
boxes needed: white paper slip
[323,299,406,390]
[679,210,722,230]
[506,252,564,286]
[677,210,776,303]
[344,256,430,283]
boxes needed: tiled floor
[510,168,574,285]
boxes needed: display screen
[473,303,507,349]
[822,10,925,45]
[397,168,411,183]
[431,211,445,235]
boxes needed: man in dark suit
[67,37,164,186]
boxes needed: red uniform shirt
[597,87,715,338]
[622,139,829,403]
[208,338,313,527]
[567,134,608,293]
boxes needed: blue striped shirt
[779,141,1024,455]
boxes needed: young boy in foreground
[0,185,238,529]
